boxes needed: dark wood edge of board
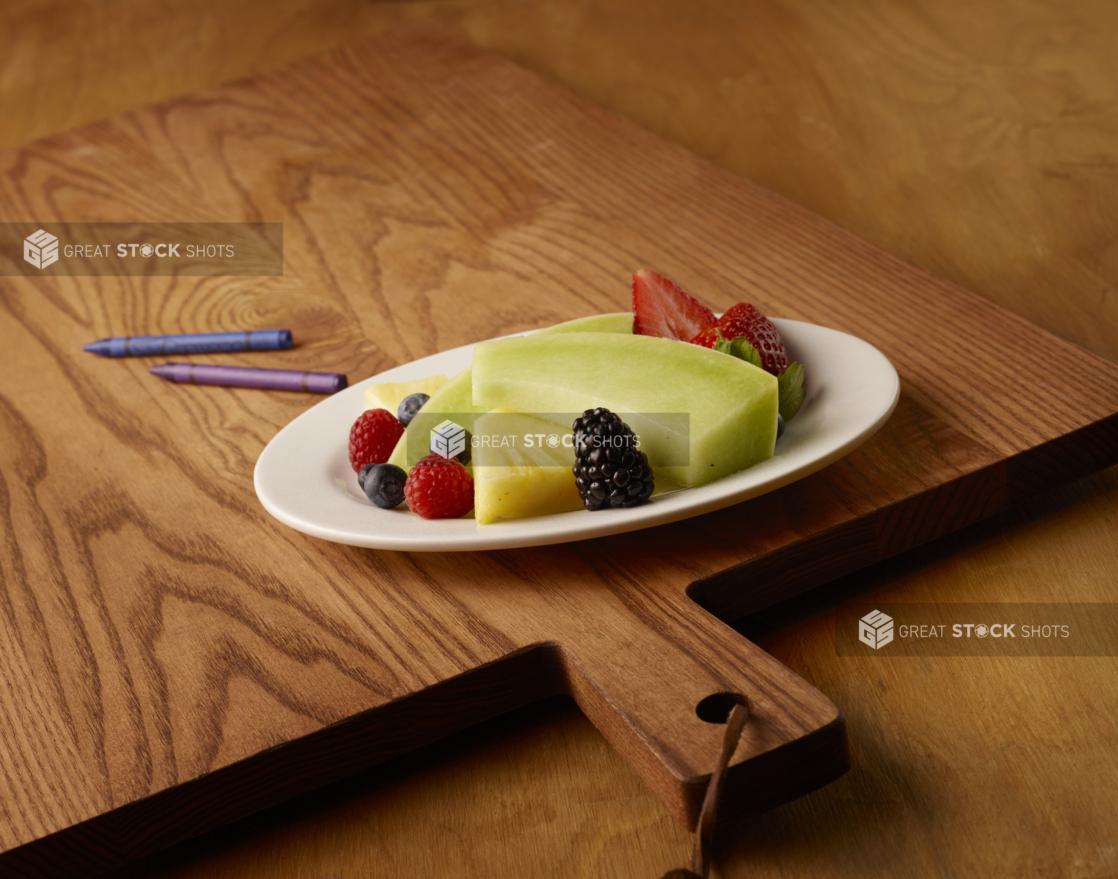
[689,412,1118,622]
[1,644,567,878]
[2,629,852,877]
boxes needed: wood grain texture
[1,13,1118,879]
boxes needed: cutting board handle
[552,598,848,828]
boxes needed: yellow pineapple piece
[473,411,583,525]
[364,374,448,415]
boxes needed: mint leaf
[712,331,803,420]
[712,331,763,369]
[729,337,763,369]
[777,362,806,422]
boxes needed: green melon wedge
[471,332,778,488]
[387,365,483,471]
[532,312,632,335]
[387,315,631,472]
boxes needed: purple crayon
[150,363,347,394]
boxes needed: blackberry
[572,408,654,512]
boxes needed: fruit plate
[254,319,899,551]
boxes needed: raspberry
[404,453,475,519]
[348,409,405,472]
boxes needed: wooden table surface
[3,1,1117,877]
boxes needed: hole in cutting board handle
[695,692,750,724]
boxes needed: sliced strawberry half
[632,270,716,341]
[690,302,789,376]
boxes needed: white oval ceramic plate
[254,319,899,551]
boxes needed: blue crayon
[84,329,293,357]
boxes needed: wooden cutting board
[1,27,1116,877]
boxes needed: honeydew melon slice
[473,411,583,524]
[387,316,631,472]
[365,374,448,414]
[532,312,632,335]
[471,332,778,488]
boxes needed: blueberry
[358,462,377,491]
[363,463,407,509]
[776,413,786,441]
[397,393,430,427]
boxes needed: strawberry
[631,270,716,341]
[690,302,789,376]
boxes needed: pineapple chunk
[365,374,448,415]
[473,412,582,524]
